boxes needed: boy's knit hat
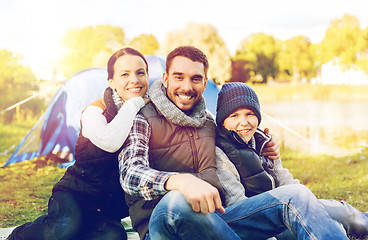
[216,82,261,126]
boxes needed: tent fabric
[3,55,219,167]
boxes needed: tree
[159,23,231,85]
[229,59,251,83]
[356,27,368,72]
[60,25,125,77]
[129,34,159,55]
[0,49,43,122]
[277,36,315,81]
[317,14,365,68]
[235,33,278,83]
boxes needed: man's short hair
[166,46,209,77]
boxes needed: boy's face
[163,56,207,114]
[223,108,258,143]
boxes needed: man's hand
[165,173,225,214]
[262,128,280,161]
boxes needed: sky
[1,0,367,78]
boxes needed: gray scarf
[150,80,207,127]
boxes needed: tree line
[1,14,367,122]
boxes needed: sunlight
[21,36,64,80]
[3,0,68,80]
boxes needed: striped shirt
[118,113,176,201]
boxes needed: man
[119,46,348,239]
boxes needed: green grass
[1,113,368,239]
[0,118,65,227]
[281,148,368,212]
[281,148,368,240]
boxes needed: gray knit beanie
[216,82,261,126]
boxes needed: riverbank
[249,83,368,156]
[252,84,368,102]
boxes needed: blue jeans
[277,199,368,239]
[148,184,348,240]
[7,191,127,240]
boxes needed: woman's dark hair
[107,47,148,80]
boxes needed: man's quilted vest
[126,102,224,239]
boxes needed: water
[259,100,368,156]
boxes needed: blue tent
[3,56,219,167]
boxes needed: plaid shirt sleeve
[118,113,176,201]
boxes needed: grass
[0,119,66,227]
[281,148,368,212]
[281,148,368,240]
[1,91,368,239]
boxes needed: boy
[215,82,368,239]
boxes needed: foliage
[159,23,231,85]
[356,27,368,72]
[128,34,159,55]
[234,33,279,83]
[0,49,43,122]
[232,14,368,84]
[277,36,315,81]
[229,59,252,83]
[59,25,125,77]
[316,14,367,68]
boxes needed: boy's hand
[262,128,280,161]
[165,174,225,214]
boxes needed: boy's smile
[223,108,259,143]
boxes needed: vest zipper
[265,170,276,189]
[256,130,275,189]
[187,129,199,172]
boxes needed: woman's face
[108,54,149,101]
[223,108,258,143]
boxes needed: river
[259,100,368,156]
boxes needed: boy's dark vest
[125,102,225,239]
[53,87,129,219]
[216,127,279,197]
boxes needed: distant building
[313,60,368,85]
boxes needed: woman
[8,48,149,240]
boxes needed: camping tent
[3,55,220,167]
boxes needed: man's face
[163,56,207,114]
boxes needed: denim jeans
[319,199,368,237]
[276,199,368,239]
[7,191,127,240]
[148,184,348,240]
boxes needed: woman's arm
[81,97,145,152]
